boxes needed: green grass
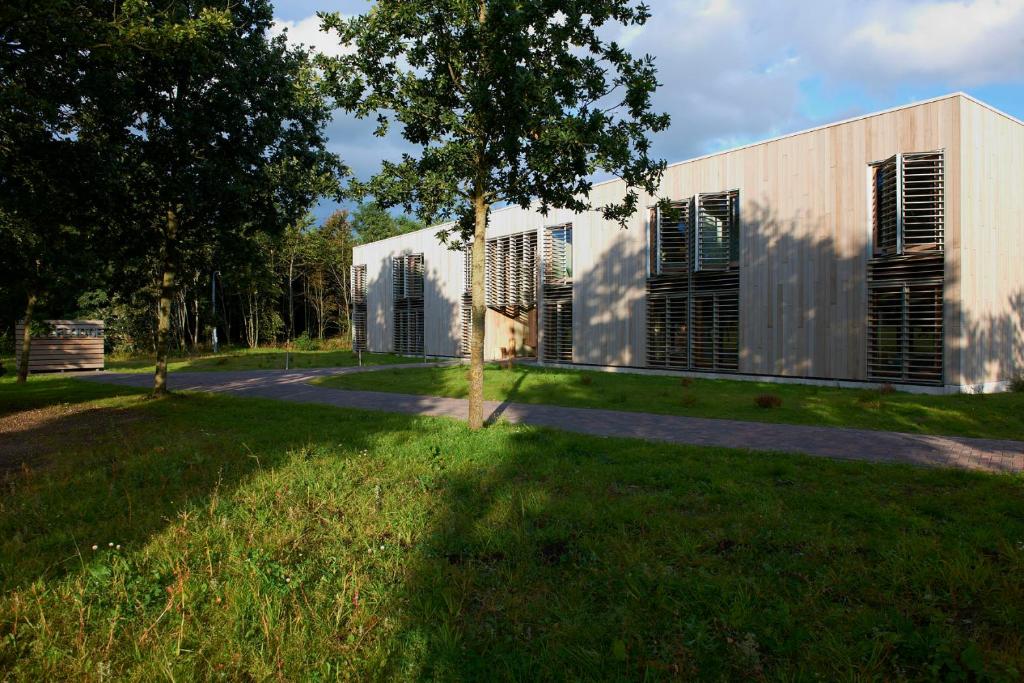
[1,376,1022,679]
[103,346,421,373]
[317,363,1024,440]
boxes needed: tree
[0,0,109,383]
[83,0,341,395]
[350,201,423,245]
[322,1,669,428]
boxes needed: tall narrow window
[351,264,367,351]
[654,200,693,274]
[392,254,424,355]
[461,244,472,357]
[486,231,537,313]
[695,190,739,271]
[867,150,944,385]
[647,193,739,372]
[542,224,572,362]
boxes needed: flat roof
[355,92,1020,249]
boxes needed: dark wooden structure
[14,320,105,372]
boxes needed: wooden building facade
[352,93,1024,392]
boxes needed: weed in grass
[754,393,783,409]
[579,375,593,386]
[680,393,698,408]
[879,383,896,395]
[680,377,693,388]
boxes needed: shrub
[292,333,321,351]
[878,383,896,395]
[1010,372,1024,393]
[754,393,783,409]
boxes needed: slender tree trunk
[468,189,488,429]
[288,256,295,341]
[153,209,178,397]
[16,290,37,384]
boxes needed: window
[392,254,424,355]
[542,224,572,362]
[486,231,537,311]
[872,151,944,257]
[543,223,572,283]
[652,200,693,275]
[351,264,367,351]
[461,244,472,357]
[867,150,944,385]
[694,190,739,271]
[647,192,740,372]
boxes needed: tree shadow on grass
[384,425,1024,680]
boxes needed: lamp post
[211,270,220,353]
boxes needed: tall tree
[84,0,342,395]
[322,1,669,428]
[0,0,109,382]
[350,201,423,245]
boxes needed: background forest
[0,202,421,357]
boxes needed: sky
[269,0,1024,222]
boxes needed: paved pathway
[81,365,1024,474]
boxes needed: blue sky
[270,0,1024,222]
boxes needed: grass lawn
[1,376,1022,679]
[103,346,421,373]
[317,363,1024,440]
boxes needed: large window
[647,192,740,372]
[867,150,944,385]
[542,224,573,362]
[392,254,424,355]
[351,264,367,351]
[486,231,537,312]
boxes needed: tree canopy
[321,0,669,427]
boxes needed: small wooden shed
[14,320,105,372]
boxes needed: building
[351,93,1024,392]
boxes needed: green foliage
[0,376,1022,678]
[320,0,670,238]
[1010,372,1024,393]
[319,364,1024,440]
[350,202,423,245]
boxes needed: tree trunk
[153,209,178,397]
[16,290,37,384]
[468,190,488,430]
[288,256,295,341]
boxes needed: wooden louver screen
[351,264,367,351]
[647,195,739,372]
[654,200,692,274]
[486,231,537,313]
[542,224,572,362]
[392,254,424,355]
[461,244,472,357]
[695,191,739,271]
[872,151,944,257]
[867,150,944,385]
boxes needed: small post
[358,347,362,367]
[285,350,290,370]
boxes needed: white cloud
[835,0,1024,85]
[269,15,353,58]
[283,0,1024,194]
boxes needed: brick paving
[82,365,1024,474]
